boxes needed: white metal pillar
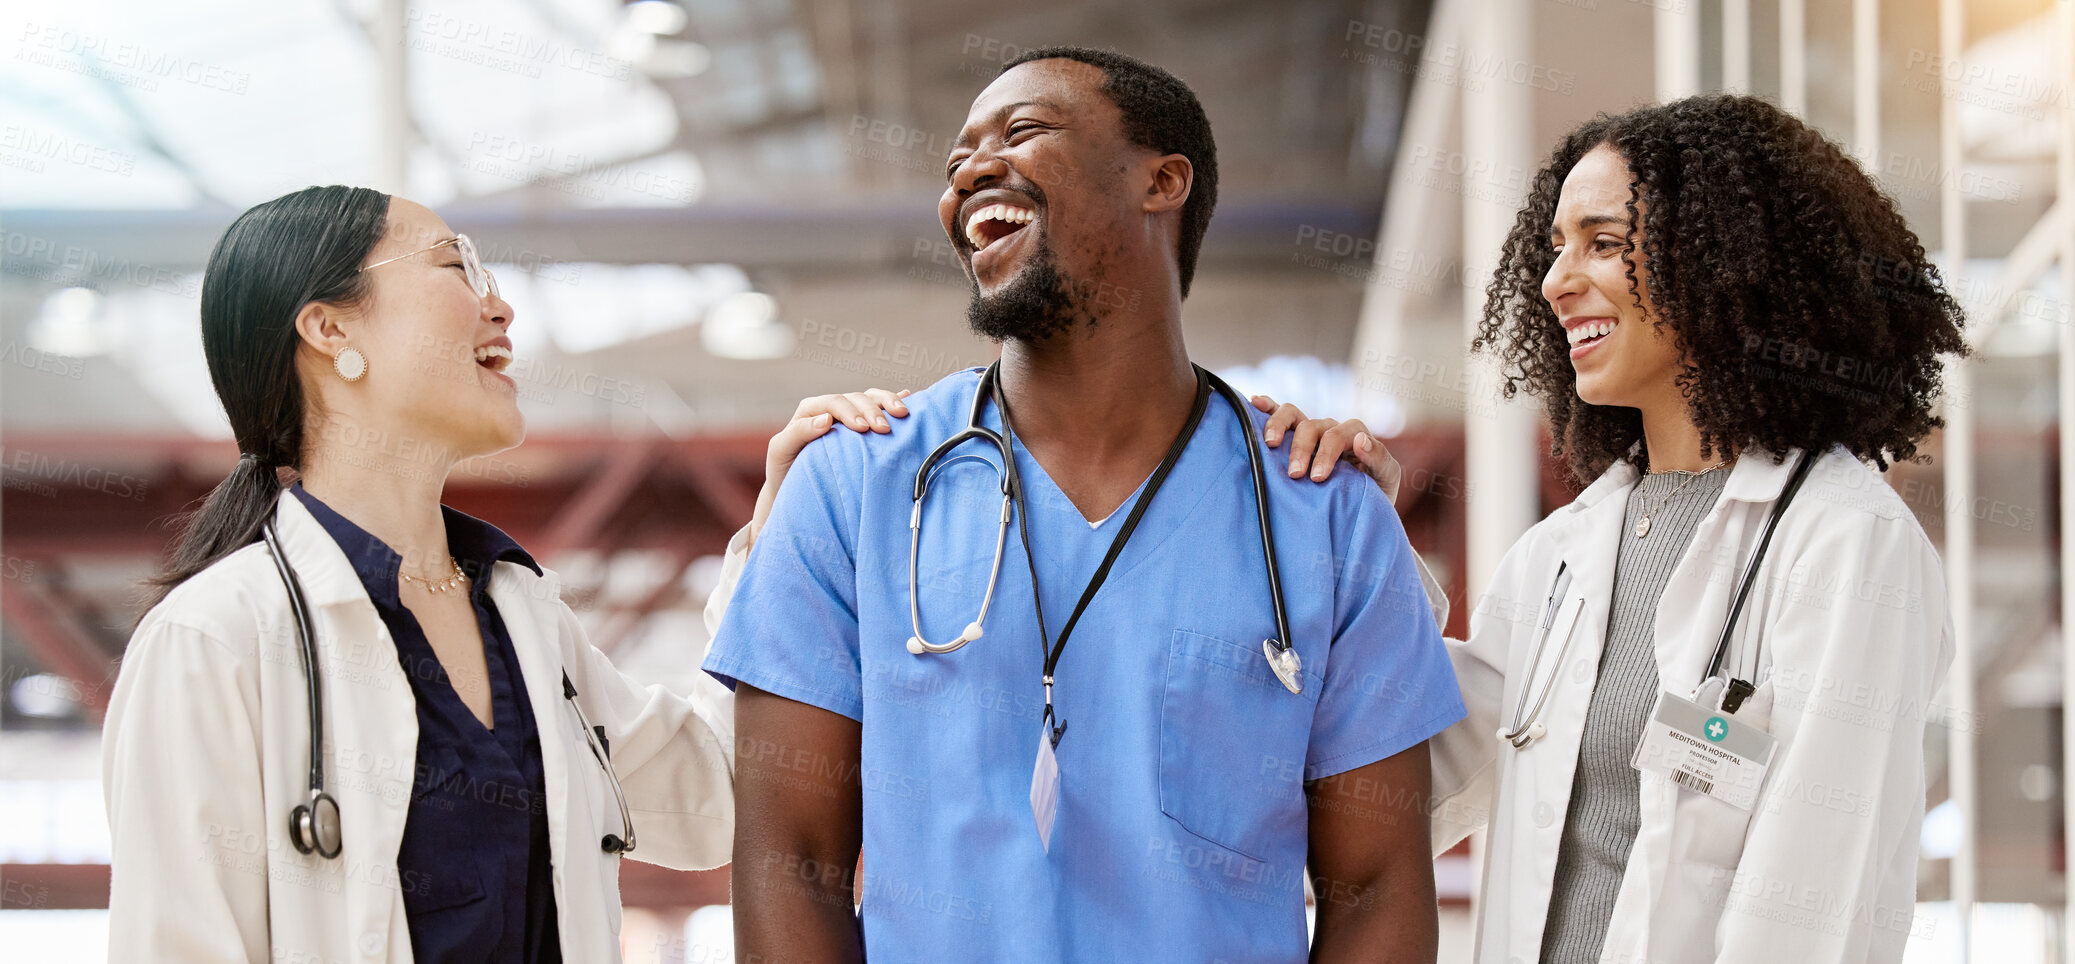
[1654,0,1701,102]
[1853,0,1880,166]
[1349,0,1462,419]
[2059,1,2075,959]
[1461,0,1540,601]
[1779,0,1805,115]
[1722,0,1751,93]
[373,0,408,195]
[1937,0,1975,957]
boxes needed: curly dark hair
[1001,46,1217,297]
[1472,94,1968,481]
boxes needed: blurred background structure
[0,0,2069,960]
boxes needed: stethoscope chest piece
[1262,639,1303,696]
[290,789,342,859]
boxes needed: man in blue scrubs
[705,46,1463,962]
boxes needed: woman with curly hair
[1254,93,1966,962]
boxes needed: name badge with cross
[1631,689,1778,812]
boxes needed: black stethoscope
[258,516,636,859]
[904,362,1303,742]
[1495,449,1816,748]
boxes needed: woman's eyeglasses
[359,234,500,300]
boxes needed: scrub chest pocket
[1159,629,1321,862]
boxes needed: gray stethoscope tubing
[904,366,1296,676]
[561,673,636,854]
[905,369,1021,656]
[1495,450,1817,749]
[1212,376,1297,661]
[258,517,635,856]
[261,519,342,860]
[906,453,1014,655]
[1497,562,1575,749]
[1698,449,1816,711]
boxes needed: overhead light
[701,291,795,361]
[624,0,690,36]
[607,29,657,63]
[27,287,112,357]
[524,264,743,354]
[610,2,707,77]
[646,40,711,79]
[1219,355,1407,438]
[10,674,82,719]
[1920,800,1961,860]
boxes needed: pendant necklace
[1633,461,1727,539]
[400,557,469,593]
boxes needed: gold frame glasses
[359,234,500,300]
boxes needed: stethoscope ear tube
[1204,376,1294,651]
[1203,373,1300,696]
[903,366,1299,712]
[562,671,637,855]
[907,444,1016,655]
[1498,563,1575,749]
[1499,449,1820,748]
[262,518,342,860]
[264,512,635,860]
[1701,449,1818,712]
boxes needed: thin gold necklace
[1633,461,1727,538]
[400,558,469,593]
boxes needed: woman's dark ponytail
[144,186,390,608]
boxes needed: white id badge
[1631,690,1778,811]
[1031,726,1059,852]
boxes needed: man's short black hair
[1000,46,1218,298]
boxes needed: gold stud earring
[333,346,368,382]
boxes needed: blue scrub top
[705,368,1463,962]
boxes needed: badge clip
[1721,678,1755,714]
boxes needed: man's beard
[965,236,1098,343]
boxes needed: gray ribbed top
[1540,464,1730,964]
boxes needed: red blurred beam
[0,578,119,722]
[591,546,698,654]
[0,433,781,717]
[0,862,726,912]
[1,864,110,910]
[679,450,758,527]
[538,439,662,554]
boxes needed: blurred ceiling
[0,0,1427,438]
[1,0,1417,210]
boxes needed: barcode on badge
[1672,770,1713,795]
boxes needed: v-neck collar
[1014,446,1159,529]
[290,483,538,739]
[289,482,541,611]
[985,394,1187,529]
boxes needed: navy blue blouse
[292,484,561,963]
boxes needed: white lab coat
[1430,444,1954,963]
[102,491,737,963]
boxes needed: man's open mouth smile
[964,201,1036,252]
[962,199,1040,281]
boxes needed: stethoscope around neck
[258,515,636,860]
[902,362,1301,699]
[902,420,1018,656]
[1495,449,1816,749]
